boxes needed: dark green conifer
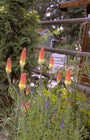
[0,0,39,95]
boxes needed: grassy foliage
[0,47,90,140]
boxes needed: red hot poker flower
[20,48,26,69]
[26,85,29,95]
[49,57,54,69]
[26,103,30,111]
[68,101,71,108]
[6,58,11,75]
[65,70,71,87]
[38,47,44,65]
[52,114,55,123]
[57,72,61,83]
[19,73,26,92]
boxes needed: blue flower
[21,98,25,107]
[46,96,49,109]
[30,98,32,108]
[60,118,64,130]
[24,121,26,131]
[46,101,49,109]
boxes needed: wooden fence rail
[39,17,90,26]
[59,0,90,9]
[33,47,90,94]
[37,46,90,57]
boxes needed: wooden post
[79,4,90,86]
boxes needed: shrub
[0,0,39,95]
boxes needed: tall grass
[0,47,90,140]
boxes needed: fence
[37,46,90,57]
[33,46,90,94]
[37,4,90,94]
[39,17,90,26]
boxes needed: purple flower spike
[24,121,26,131]
[30,98,32,108]
[46,96,49,109]
[46,101,49,109]
[60,118,64,130]
[21,100,25,107]
[21,96,25,107]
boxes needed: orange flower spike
[65,70,71,87]
[49,57,54,69]
[52,114,55,123]
[26,85,29,95]
[38,47,44,65]
[26,103,30,111]
[57,72,61,83]
[20,48,26,70]
[68,101,71,108]
[19,73,26,92]
[6,58,11,75]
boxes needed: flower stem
[40,64,45,109]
